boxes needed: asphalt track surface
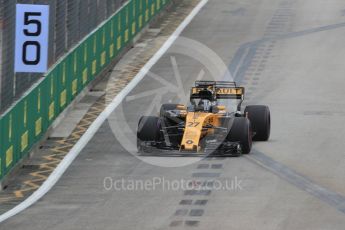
[2,0,345,229]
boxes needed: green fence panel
[155,0,161,14]
[67,51,79,100]
[52,68,60,119]
[148,0,154,19]
[93,32,102,77]
[149,0,156,19]
[144,0,150,25]
[115,12,124,55]
[134,0,143,31]
[129,1,135,40]
[69,50,78,98]
[26,94,34,152]
[16,96,30,158]
[128,1,135,39]
[119,5,129,48]
[74,48,84,95]
[28,86,44,144]
[132,0,139,37]
[43,69,58,127]
[123,4,128,46]
[75,44,85,91]
[153,0,157,16]
[108,17,117,62]
[95,30,102,76]
[98,25,108,70]
[87,34,96,79]
[105,20,113,66]
[63,54,74,103]
[39,87,46,137]
[139,0,144,27]
[1,107,16,175]
[81,37,92,86]
[57,61,71,112]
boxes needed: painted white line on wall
[0,0,209,223]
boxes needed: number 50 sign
[15,4,49,73]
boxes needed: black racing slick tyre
[227,117,252,154]
[137,116,162,142]
[244,105,271,141]
[159,104,179,117]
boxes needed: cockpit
[188,99,214,112]
[188,88,217,112]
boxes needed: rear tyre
[137,116,162,152]
[244,105,270,141]
[227,117,252,154]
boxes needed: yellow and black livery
[137,81,271,156]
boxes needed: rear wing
[191,81,245,100]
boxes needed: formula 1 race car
[137,81,270,156]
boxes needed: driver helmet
[198,99,212,112]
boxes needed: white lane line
[0,0,209,223]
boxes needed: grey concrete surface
[50,92,104,138]
[2,0,345,229]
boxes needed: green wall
[0,0,170,180]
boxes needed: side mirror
[177,105,187,110]
[217,105,226,111]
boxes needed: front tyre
[244,105,271,141]
[227,117,252,154]
[137,116,162,152]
